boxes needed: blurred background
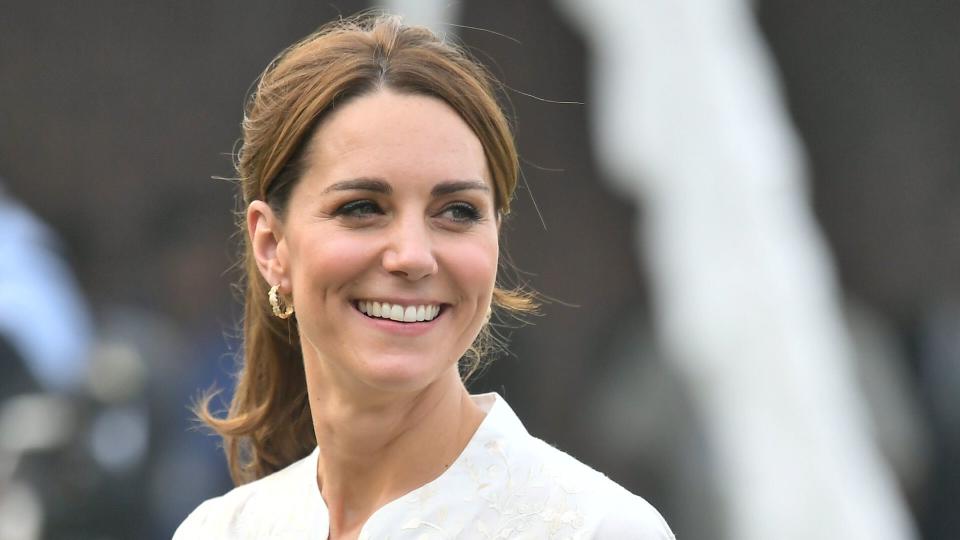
[0,1,957,539]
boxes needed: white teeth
[357,301,441,323]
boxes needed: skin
[248,89,497,539]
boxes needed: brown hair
[197,13,536,485]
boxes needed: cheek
[289,233,378,301]
[439,233,499,300]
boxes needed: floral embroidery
[391,432,589,539]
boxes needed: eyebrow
[323,178,391,195]
[430,180,490,197]
[322,178,490,197]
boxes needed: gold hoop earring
[268,284,294,319]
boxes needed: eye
[439,202,482,223]
[333,199,383,219]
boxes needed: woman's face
[252,90,498,395]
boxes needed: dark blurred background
[0,1,956,539]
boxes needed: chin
[358,352,459,394]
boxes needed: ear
[247,200,291,292]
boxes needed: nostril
[381,246,439,281]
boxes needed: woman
[175,14,674,539]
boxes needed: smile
[356,300,441,323]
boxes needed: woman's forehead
[302,90,491,189]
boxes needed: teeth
[357,301,441,323]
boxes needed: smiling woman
[175,12,673,540]
[250,90,500,397]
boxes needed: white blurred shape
[0,481,42,540]
[88,406,148,473]
[0,195,93,392]
[0,394,73,454]
[554,0,918,538]
[86,341,147,404]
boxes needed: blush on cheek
[287,235,377,330]
[305,236,378,279]
[442,240,499,296]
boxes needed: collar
[301,392,527,535]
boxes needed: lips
[356,300,441,323]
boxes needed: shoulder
[520,437,676,539]
[173,449,323,539]
[462,394,674,539]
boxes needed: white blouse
[174,393,675,539]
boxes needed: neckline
[304,392,523,537]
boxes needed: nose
[381,217,438,281]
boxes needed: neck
[305,365,484,539]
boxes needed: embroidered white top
[174,393,675,539]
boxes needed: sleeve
[172,498,226,540]
[593,492,676,540]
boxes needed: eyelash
[333,200,381,218]
[440,202,482,223]
[332,200,483,224]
